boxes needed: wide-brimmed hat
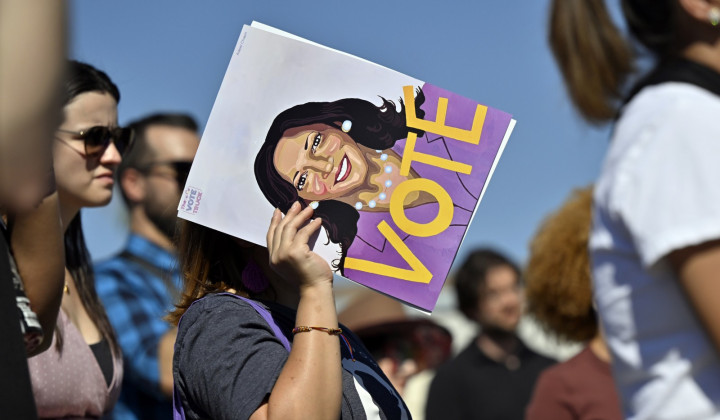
[339,291,452,370]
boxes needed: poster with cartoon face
[179,23,515,313]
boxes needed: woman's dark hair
[65,60,120,106]
[454,248,521,320]
[167,221,258,325]
[59,61,120,353]
[549,0,675,123]
[254,89,426,271]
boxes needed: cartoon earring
[341,120,352,133]
[711,7,720,26]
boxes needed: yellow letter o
[389,179,453,237]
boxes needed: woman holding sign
[168,207,411,419]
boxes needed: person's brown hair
[525,186,596,343]
[548,0,675,123]
[167,220,254,325]
[454,248,521,320]
[117,113,198,207]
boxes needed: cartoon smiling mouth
[334,154,351,185]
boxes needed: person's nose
[302,155,333,176]
[503,289,522,309]
[100,142,122,166]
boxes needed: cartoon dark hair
[254,88,426,271]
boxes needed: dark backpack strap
[625,58,720,106]
[0,223,38,419]
[172,292,292,419]
[172,386,185,420]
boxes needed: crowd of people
[2,0,720,419]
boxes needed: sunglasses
[139,161,193,186]
[56,126,135,158]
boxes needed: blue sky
[71,0,610,267]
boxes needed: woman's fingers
[266,205,333,285]
[294,217,323,247]
[266,208,281,250]
[272,202,299,252]
[279,203,313,246]
[286,205,315,233]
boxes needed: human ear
[120,168,146,204]
[678,0,719,24]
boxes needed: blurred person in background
[550,0,720,417]
[27,60,134,419]
[425,248,554,420]
[524,186,622,420]
[95,113,199,420]
[339,290,452,419]
[0,1,67,418]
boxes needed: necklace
[354,150,394,210]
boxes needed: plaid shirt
[95,234,181,420]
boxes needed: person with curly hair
[524,187,622,420]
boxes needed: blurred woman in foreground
[550,0,720,417]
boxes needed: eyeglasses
[56,126,135,158]
[139,161,193,186]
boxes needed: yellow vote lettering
[403,85,487,145]
[400,132,473,177]
[345,85,488,284]
[390,178,453,237]
[344,220,432,284]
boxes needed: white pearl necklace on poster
[353,150,392,210]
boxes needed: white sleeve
[616,93,720,267]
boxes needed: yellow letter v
[344,221,432,284]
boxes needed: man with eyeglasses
[95,113,199,420]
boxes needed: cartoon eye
[297,171,308,191]
[311,133,322,154]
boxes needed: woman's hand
[266,202,333,290]
[254,201,342,420]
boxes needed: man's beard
[145,200,179,241]
[481,322,518,340]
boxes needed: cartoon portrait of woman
[253,83,507,305]
[254,88,434,268]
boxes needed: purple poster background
[343,83,512,312]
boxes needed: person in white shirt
[548,0,720,419]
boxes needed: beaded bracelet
[292,326,343,335]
